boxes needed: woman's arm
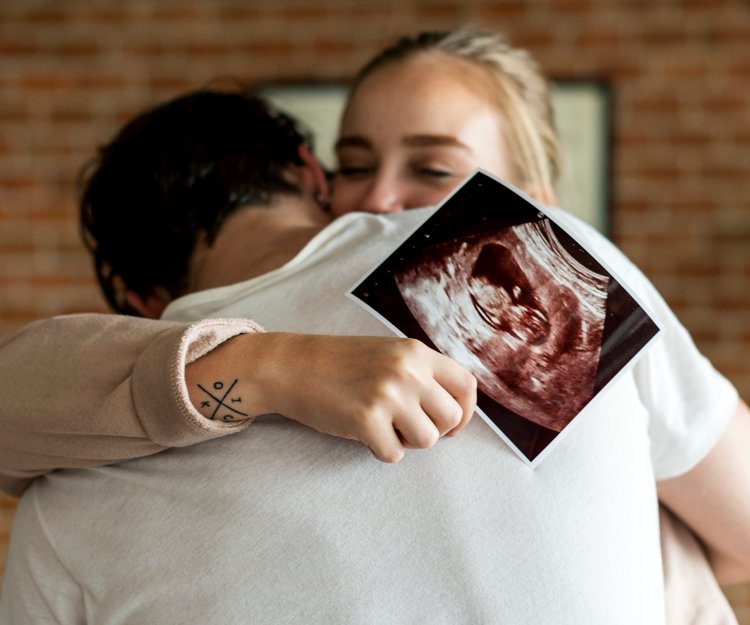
[0,314,477,497]
[658,399,750,584]
[0,314,260,497]
[188,332,476,464]
[659,504,739,624]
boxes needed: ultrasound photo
[349,171,661,465]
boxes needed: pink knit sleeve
[0,314,262,497]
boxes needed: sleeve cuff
[132,318,263,447]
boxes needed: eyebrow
[335,134,470,152]
[334,136,372,151]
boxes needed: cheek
[330,174,466,216]
[330,177,364,216]
[402,185,457,210]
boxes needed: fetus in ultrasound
[394,219,609,432]
[468,242,551,346]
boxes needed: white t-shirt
[0,208,737,625]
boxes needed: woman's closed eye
[414,166,454,179]
[409,152,466,182]
[409,158,466,184]
[336,164,375,178]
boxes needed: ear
[297,144,330,207]
[124,289,171,319]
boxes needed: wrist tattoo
[196,379,249,422]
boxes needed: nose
[359,173,405,214]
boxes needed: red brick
[85,6,133,24]
[0,39,39,56]
[640,24,690,47]
[217,6,265,21]
[474,0,530,20]
[280,5,332,20]
[57,41,102,58]
[186,42,232,57]
[49,108,94,124]
[414,2,466,21]
[234,40,292,57]
[668,129,711,147]
[151,6,204,21]
[311,39,357,56]
[22,7,68,24]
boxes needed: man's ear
[124,289,171,319]
[297,144,330,207]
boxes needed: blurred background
[0,0,748,617]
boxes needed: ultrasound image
[349,171,660,463]
[394,219,608,432]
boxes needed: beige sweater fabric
[660,506,738,624]
[0,313,260,497]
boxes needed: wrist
[185,332,296,422]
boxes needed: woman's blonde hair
[348,28,563,200]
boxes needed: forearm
[1,316,475,497]
[657,399,750,585]
[186,332,477,463]
[0,313,261,497]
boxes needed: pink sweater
[0,313,259,497]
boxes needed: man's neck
[188,203,330,292]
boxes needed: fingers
[364,419,405,464]
[393,407,441,450]
[429,352,478,437]
[358,388,458,462]
[360,342,477,463]
[272,334,477,465]
[417,382,463,437]
[364,408,441,463]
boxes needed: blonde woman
[330,28,747,622]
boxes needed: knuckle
[371,441,403,464]
[379,365,419,398]
[381,448,403,464]
[412,427,439,449]
[402,337,423,352]
[368,380,401,411]
[357,404,383,432]
[447,404,463,428]
[395,338,426,362]
[352,403,387,441]
[461,371,478,396]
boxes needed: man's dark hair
[79,86,312,315]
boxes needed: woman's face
[331,54,513,217]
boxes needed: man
[0,89,476,497]
[1,88,746,623]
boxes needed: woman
[327,29,747,620]
[331,29,559,215]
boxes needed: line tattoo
[196,379,249,421]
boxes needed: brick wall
[1,0,749,618]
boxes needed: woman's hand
[187,332,477,463]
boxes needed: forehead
[342,53,500,131]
